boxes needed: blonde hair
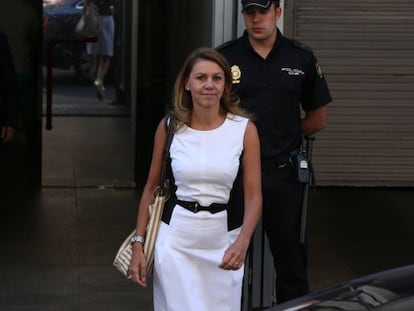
[170,47,251,128]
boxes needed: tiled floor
[1,116,154,311]
[1,115,413,310]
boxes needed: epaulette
[289,39,314,54]
[216,38,238,51]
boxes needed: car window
[43,0,84,9]
[43,0,67,7]
[375,296,414,311]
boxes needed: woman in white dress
[129,47,262,311]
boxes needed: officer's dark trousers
[262,163,309,304]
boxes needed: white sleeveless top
[170,114,248,206]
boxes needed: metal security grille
[293,0,414,186]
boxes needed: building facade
[131,0,414,188]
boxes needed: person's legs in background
[94,54,111,101]
[91,14,114,101]
[262,165,309,304]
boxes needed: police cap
[241,0,279,10]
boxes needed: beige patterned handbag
[75,2,100,36]
[113,117,174,277]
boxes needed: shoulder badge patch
[231,65,241,84]
[316,62,324,78]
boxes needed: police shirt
[218,28,332,158]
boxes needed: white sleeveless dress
[153,114,249,311]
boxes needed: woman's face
[185,59,225,110]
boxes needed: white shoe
[94,79,105,101]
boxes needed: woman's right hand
[128,243,148,287]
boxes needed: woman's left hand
[219,234,250,270]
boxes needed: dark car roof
[268,264,414,311]
[43,0,83,14]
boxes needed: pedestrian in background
[128,47,262,311]
[85,0,115,101]
[0,32,19,143]
[218,0,332,304]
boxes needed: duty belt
[261,153,291,170]
[176,199,228,214]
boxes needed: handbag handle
[159,116,175,196]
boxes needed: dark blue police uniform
[218,28,332,303]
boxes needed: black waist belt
[261,153,291,170]
[176,199,228,214]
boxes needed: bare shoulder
[246,119,258,132]
[244,120,259,142]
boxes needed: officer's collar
[242,27,283,53]
[275,28,283,48]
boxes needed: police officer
[218,0,332,304]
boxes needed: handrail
[45,36,97,130]
[299,135,316,243]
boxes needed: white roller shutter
[293,0,414,186]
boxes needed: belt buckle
[278,163,287,168]
[193,202,199,212]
